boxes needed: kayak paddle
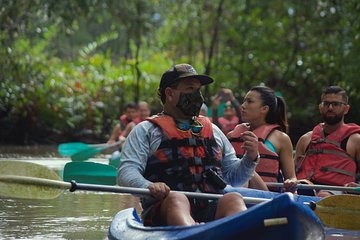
[0,161,359,230]
[307,194,359,232]
[265,182,360,194]
[70,141,121,161]
[58,142,108,156]
[63,162,117,185]
[0,160,265,204]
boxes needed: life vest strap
[158,137,214,148]
[229,137,244,143]
[258,172,278,178]
[311,138,340,147]
[307,149,355,162]
[259,154,279,161]
[320,166,358,178]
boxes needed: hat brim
[176,73,214,86]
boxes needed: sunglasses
[176,120,203,135]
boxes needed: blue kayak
[108,193,325,240]
[225,185,321,205]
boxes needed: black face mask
[176,90,204,117]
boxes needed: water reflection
[0,147,128,239]
[0,191,141,239]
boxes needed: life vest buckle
[311,139,325,144]
[194,157,202,166]
[313,149,324,154]
[320,166,329,172]
[188,138,196,146]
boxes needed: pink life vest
[228,124,281,184]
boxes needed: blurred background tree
[0,0,359,145]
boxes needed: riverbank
[0,145,59,158]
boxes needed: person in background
[199,103,209,118]
[139,101,152,120]
[118,101,152,148]
[227,86,297,192]
[212,88,242,135]
[118,63,259,226]
[107,102,139,144]
[295,86,360,197]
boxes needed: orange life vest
[296,123,360,186]
[228,124,281,184]
[144,114,223,193]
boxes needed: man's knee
[216,192,246,219]
[162,192,190,208]
[219,192,246,211]
[220,192,244,205]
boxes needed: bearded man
[295,86,360,197]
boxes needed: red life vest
[228,124,281,184]
[296,123,360,186]
[119,114,131,130]
[132,117,143,125]
[144,114,223,194]
[218,116,239,135]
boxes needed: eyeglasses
[176,120,203,135]
[321,101,347,108]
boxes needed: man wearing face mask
[117,63,260,226]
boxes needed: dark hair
[321,86,348,104]
[251,86,288,133]
[157,81,180,104]
[124,102,139,110]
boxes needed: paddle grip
[70,180,78,192]
[309,201,316,211]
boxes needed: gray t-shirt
[117,119,258,189]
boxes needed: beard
[322,113,342,125]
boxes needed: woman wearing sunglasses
[227,85,297,193]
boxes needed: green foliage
[0,0,359,144]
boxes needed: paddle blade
[70,147,101,161]
[0,161,65,199]
[58,142,90,156]
[63,162,117,185]
[314,194,360,230]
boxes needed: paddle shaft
[266,182,360,193]
[1,173,359,230]
[0,175,268,204]
[58,142,109,156]
[71,141,122,161]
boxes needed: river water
[0,145,141,240]
[0,145,359,239]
